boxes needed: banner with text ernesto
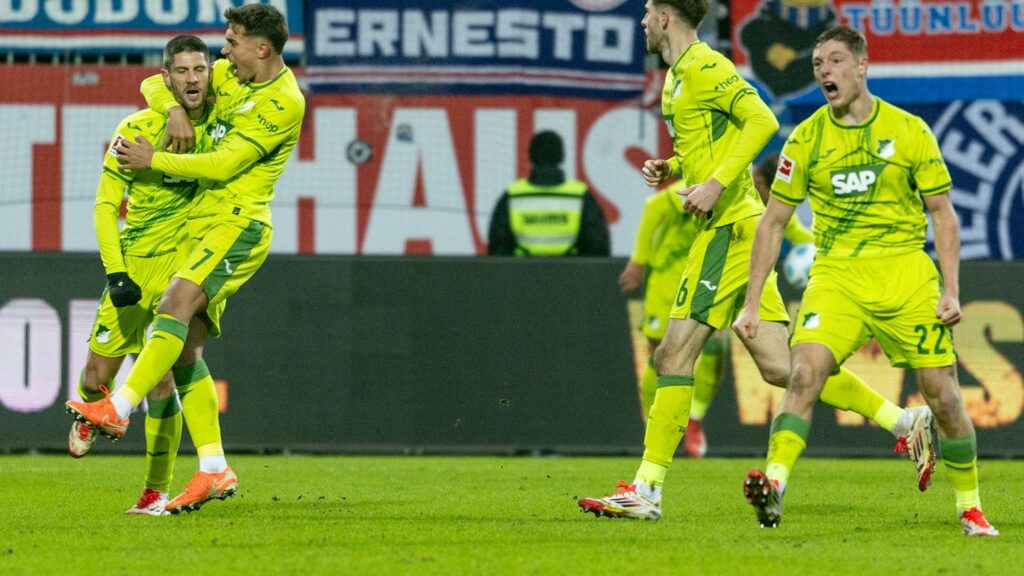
[299,0,655,256]
[0,0,305,56]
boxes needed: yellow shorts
[175,216,272,338]
[89,250,184,357]
[791,250,956,369]
[669,216,789,330]
[641,267,682,340]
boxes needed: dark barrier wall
[1,254,1021,456]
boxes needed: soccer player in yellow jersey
[68,35,214,516]
[620,185,729,457]
[579,1,931,521]
[66,4,305,515]
[621,172,818,458]
[735,26,998,536]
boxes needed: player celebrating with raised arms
[578,1,933,522]
[734,26,998,536]
[66,4,305,515]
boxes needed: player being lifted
[69,35,215,516]
[66,4,305,515]
[578,1,933,521]
[735,25,998,536]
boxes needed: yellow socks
[764,412,810,490]
[143,395,182,493]
[122,314,188,407]
[173,359,224,458]
[940,433,981,511]
[639,356,657,418]
[690,339,726,420]
[641,375,694,469]
[820,367,901,431]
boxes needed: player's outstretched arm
[733,197,794,339]
[924,192,962,326]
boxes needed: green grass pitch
[1,455,1020,575]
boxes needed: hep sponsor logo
[830,165,884,197]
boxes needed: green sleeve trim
[939,433,977,465]
[102,166,131,184]
[152,315,188,341]
[771,191,803,206]
[657,375,695,388]
[237,132,268,156]
[919,182,952,195]
[146,395,180,419]
[770,412,811,440]
[727,88,757,117]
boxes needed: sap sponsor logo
[776,154,794,183]
[933,100,1024,259]
[830,165,884,197]
[0,0,290,27]
[209,121,232,143]
[313,8,634,64]
[841,0,1024,36]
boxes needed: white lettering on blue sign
[841,0,1024,36]
[0,0,290,27]
[313,8,633,64]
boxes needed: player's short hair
[654,0,710,30]
[815,25,868,58]
[163,35,209,70]
[224,4,289,54]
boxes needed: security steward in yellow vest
[487,131,610,256]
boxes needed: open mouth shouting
[821,80,839,100]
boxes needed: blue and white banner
[304,0,646,97]
[0,0,304,56]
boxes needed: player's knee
[758,360,789,388]
[787,360,818,393]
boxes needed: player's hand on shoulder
[164,106,195,153]
[115,135,156,171]
[106,272,142,308]
[642,159,671,188]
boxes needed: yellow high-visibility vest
[507,178,588,256]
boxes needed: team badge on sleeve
[777,153,795,183]
[108,134,125,157]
